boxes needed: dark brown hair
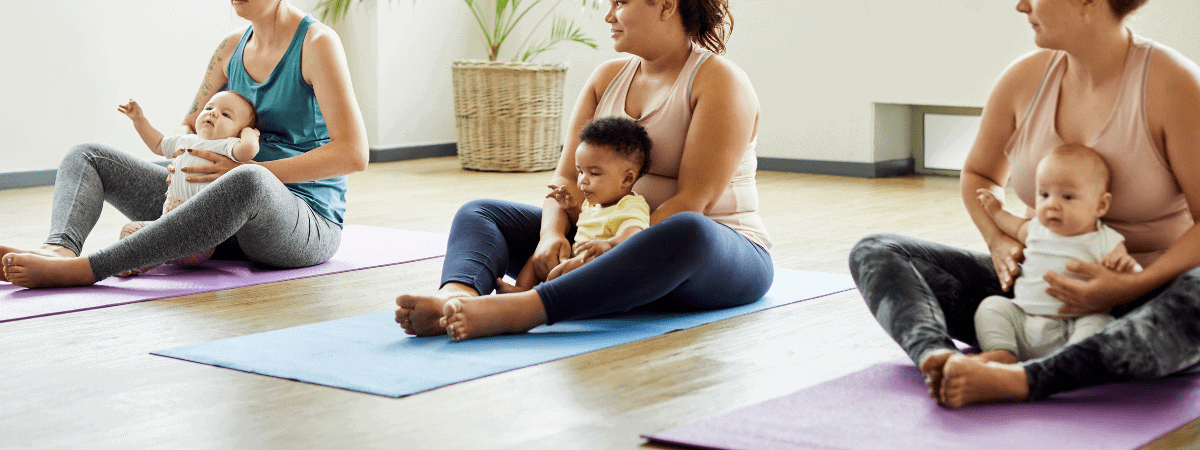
[655,0,733,54]
[580,117,653,177]
[1107,0,1148,19]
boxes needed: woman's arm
[1047,47,1200,312]
[182,31,242,134]
[528,58,627,278]
[960,50,1051,291]
[654,56,757,225]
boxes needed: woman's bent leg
[1023,267,1200,400]
[46,143,168,256]
[440,199,544,296]
[535,212,773,324]
[397,199,543,336]
[848,233,1005,365]
[88,164,338,279]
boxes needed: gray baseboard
[1,160,170,190]
[757,157,914,178]
[369,142,457,163]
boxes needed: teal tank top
[225,14,346,226]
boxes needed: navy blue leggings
[442,199,774,324]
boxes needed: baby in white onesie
[973,144,1140,362]
[116,91,260,272]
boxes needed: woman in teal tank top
[0,0,368,288]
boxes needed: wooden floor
[1,157,1196,449]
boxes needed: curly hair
[579,117,653,177]
[1107,0,1148,19]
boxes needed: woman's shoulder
[986,49,1057,115]
[689,53,756,105]
[585,56,636,99]
[1146,41,1200,98]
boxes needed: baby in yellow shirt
[501,117,652,292]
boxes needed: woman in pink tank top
[851,0,1200,407]
[396,0,773,341]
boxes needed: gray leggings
[48,143,341,280]
[849,233,1200,400]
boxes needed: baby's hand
[240,127,260,141]
[1102,253,1141,273]
[573,240,613,263]
[975,188,1004,216]
[117,99,144,121]
[546,184,579,210]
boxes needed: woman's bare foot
[3,253,97,288]
[939,354,1030,408]
[0,244,77,282]
[440,291,548,342]
[396,283,479,337]
[919,349,957,399]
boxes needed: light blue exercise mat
[152,268,855,397]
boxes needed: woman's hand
[178,148,241,183]
[1045,260,1141,314]
[988,234,1024,292]
[531,235,572,281]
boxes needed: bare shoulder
[586,56,634,99]
[215,28,245,58]
[1146,43,1200,102]
[690,54,756,105]
[990,49,1056,110]
[301,21,345,56]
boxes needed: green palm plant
[314,0,602,62]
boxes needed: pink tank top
[593,46,771,249]
[1004,34,1191,266]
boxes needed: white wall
[6,1,1200,173]
[2,2,241,172]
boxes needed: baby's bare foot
[440,292,548,342]
[3,253,97,288]
[939,354,1029,408]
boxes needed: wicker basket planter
[452,60,568,172]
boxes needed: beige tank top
[1004,34,1191,266]
[593,46,771,249]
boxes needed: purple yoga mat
[647,361,1200,450]
[0,225,446,323]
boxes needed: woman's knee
[63,143,116,165]
[216,164,276,191]
[646,212,720,258]
[849,233,907,272]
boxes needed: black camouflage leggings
[849,232,1200,400]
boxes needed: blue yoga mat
[152,268,855,397]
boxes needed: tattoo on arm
[190,40,228,116]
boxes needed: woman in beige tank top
[396,0,772,341]
[851,0,1200,407]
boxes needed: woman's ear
[657,0,678,21]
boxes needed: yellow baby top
[575,194,650,242]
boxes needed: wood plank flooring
[1,157,1195,449]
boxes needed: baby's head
[195,91,257,140]
[574,117,652,207]
[1034,144,1112,237]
